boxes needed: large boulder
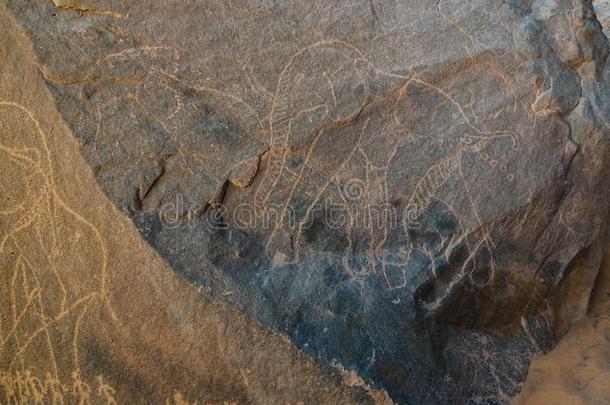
[4,0,610,403]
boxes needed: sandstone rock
[516,245,610,405]
[2,0,610,403]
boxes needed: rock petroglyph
[3,0,610,403]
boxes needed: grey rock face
[6,0,610,403]
[596,0,610,35]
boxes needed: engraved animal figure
[403,147,464,229]
[67,46,264,216]
[254,40,371,213]
[255,43,520,295]
[372,75,518,291]
[0,102,114,380]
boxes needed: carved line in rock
[37,36,522,298]
[0,368,118,404]
[251,40,521,293]
[36,35,524,307]
[34,34,518,304]
[37,45,268,209]
[0,101,117,380]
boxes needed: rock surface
[596,0,610,35]
[517,245,610,404]
[2,0,610,403]
[0,5,372,404]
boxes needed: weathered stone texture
[2,0,609,403]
